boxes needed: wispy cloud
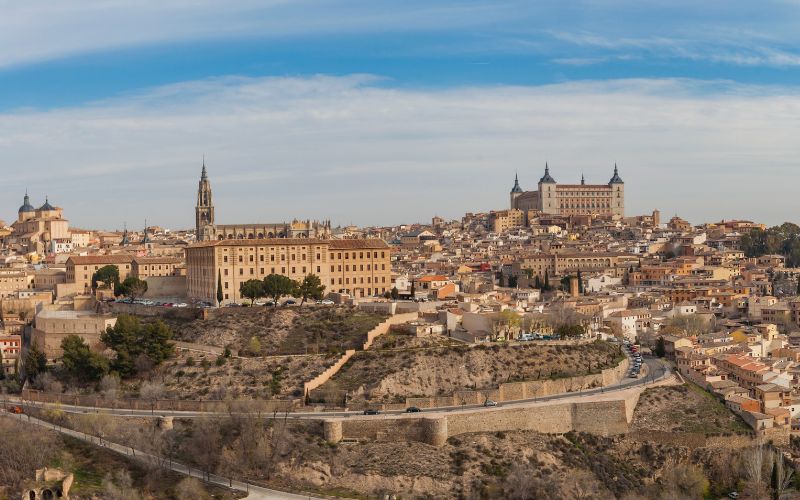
[1,75,798,228]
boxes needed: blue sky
[1,0,799,229]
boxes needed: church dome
[18,193,34,213]
[39,197,56,211]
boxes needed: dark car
[405,407,422,413]
[363,409,381,415]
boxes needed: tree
[92,265,120,292]
[24,343,47,381]
[262,274,297,305]
[239,279,264,305]
[216,270,224,305]
[117,276,148,300]
[60,335,109,381]
[534,275,542,289]
[247,336,262,356]
[101,315,175,377]
[489,309,522,341]
[577,270,584,293]
[390,287,399,300]
[655,336,666,358]
[544,273,550,290]
[772,449,794,500]
[410,280,416,298]
[297,274,325,305]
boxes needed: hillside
[319,341,624,403]
[159,306,387,355]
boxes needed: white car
[174,302,188,308]
[318,299,334,305]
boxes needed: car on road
[405,407,422,413]
[483,400,498,407]
[363,409,381,415]
[316,299,335,305]
[284,299,297,305]
[728,492,739,499]
[174,303,188,308]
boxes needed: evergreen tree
[24,343,47,381]
[216,270,224,305]
[61,335,109,381]
[577,270,584,294]
[239,279,264,305]
[92,265,120,292]
[544,274,550,290]
[390,287,400,300]
[534,275,542,289]
[297,274,325,305]
[101,315,175,377]
[654,336,666,358]
[263,274,298,305]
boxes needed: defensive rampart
[326,390,640,446]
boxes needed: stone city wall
[328,391,639,446]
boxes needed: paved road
[0,411,322,500]
[9,356,667,419]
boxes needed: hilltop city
[1,161,799,498]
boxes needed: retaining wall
[303,349,356,395]
[329,391,639,446]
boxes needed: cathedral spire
[581,173,585,185]
[511,172,523,193]
[201,155,207,180]
[539,162,556,183]
[609,162,624,184]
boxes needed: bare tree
[743,442,768,499]
[773,449,794,500]
[0,419,59,490]
[139,380,165,403]
[101,470,142,500]
[174,477,209,500]
[99,373,121,401]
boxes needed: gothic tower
[196,160,215,241]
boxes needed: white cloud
[1,75,798,229]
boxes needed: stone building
[194,162,331,241]
[8,193,71,256]
[510,164,625,217]
[31,307,117,359]
[186,238,391,304]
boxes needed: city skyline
[1,1,799,228]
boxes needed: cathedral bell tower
[196,159,215,241]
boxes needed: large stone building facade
[186,238,391,304]
[8,193,70,255]
[510,164,625,217]
[195,162,331,241]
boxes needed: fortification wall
[329,396,636,446]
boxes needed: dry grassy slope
[266,426,750,499]
[152,306,386,355]
[160,349,337,400]
[326,341,623,402]
[631,384,751,435]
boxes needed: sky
[1,1,799,230]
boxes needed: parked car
[727,492,739,499]
[405,407,422,413]
[174,303,188,308]
[518,333,535,341]
[483,400,498,407]
[363,409,381,415]
[284,299,296,305]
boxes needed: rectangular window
[317,266,321,273]
[291,267,296,273]
[224,282,229,289]
[239,269,243,275]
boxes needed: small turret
[609,163,624,184]
[510,172,523,193]
[539,162,556,183]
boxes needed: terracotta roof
[67,255,134,265]
[133,257,183,264]
[188,238,389,250]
